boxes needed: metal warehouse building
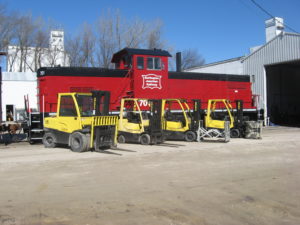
[243,32,300,126]
[188,17,300,126]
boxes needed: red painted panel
[168,79,253,109]
[38,74,254,113]
[132,55,169,99]
[38,76,130,113]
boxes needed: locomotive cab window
[154,57,162,70]
[123,55,132,68]
[147,57,162,70]
[137,57,144,69]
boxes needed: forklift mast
[91,90,111,116]
[235,100,244,127]
[149,99,163,135]
[191,99,201,131]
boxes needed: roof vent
[265,17,284,42]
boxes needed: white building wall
[2,72,37,121]
[186,58,244,75]
[6,30,69,72]
[7,46,69,72]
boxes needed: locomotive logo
[142,74,162,89]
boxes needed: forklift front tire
[117,135,126,144]
[230,129,240,138]
[43,132,57,148]
[140,134,151,145]
[185,131,196,142]
[70,132,89,152]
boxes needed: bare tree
[8,14,37,72]
[32,18,49,71]
[46,45,65,67]
[0,4,9,50]
[65,35,81,66]
[3,6,68,72]
[80,23,96,67]
[2,5,173,71]
[0,3,16,63]
[32,29,48,71]
[114,10,123,51]
[93,10,168,68]
[95,11,118,68]
[123,18,147,48]
[8,14,53,72]
[66,9,169,68]
[181,48,205,70]
[146,19,164,49]
[65,23,96,67]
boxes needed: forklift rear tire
[230,129,240,138]
[185,131,196,142]
[70,132,89,152]
[117,135,126,143]
[43,132,57,148]
[140,134,151,145]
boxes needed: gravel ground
[0,126,299,225]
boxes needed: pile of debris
[0,122,26,145]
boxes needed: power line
[249,0,299,33]
[238,0,263,18]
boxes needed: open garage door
[266,61,300,126]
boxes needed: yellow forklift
[161,99,232,142]
[162,98,261,142]
[228,100,262,139]
[42,91,118,152]
[161,99,200,142]
[199,99,261,140]
[197,99,233,142]
[118,98,164,145]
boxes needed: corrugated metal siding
[243,33,300,109]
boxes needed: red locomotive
[37,48,259,118]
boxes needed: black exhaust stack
[176,52,182,72]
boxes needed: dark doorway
[6,105,14,121]
[266,61,300,126]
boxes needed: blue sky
[3,0,300,63]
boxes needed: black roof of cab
[111,48,172,63]
[37,67,128,77]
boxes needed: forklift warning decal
[142,74,162,89]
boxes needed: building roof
[242,32,300,62]
[185,56,244,71]
[111,48,172,63]
[187,32,300,71]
